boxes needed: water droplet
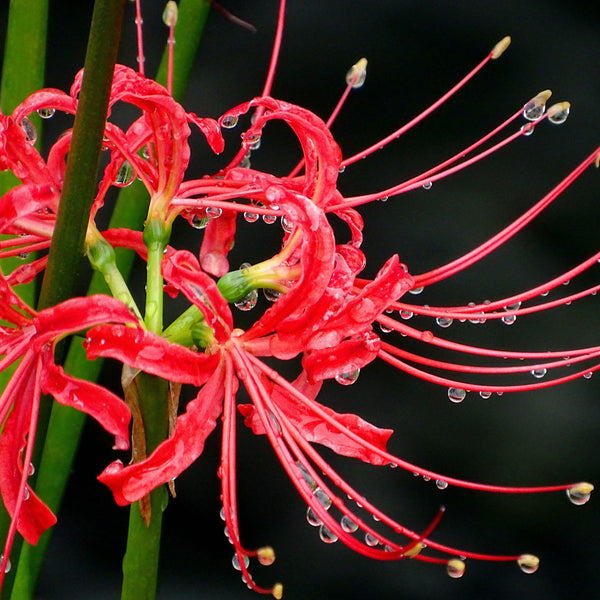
[263,288,281,302]
[297,462,317,490]
[501,314,517,325]
[23,487,30,500]
[115,161,135,187]
[379,322,393,333]
[479,391,492,399]
[281,215,294,233]
[262,213,277,225]
[400,310,413,320]
[422,475,430,482]
[37,107,56,119]
[232,553,249,571]
[243,211,259,223]
[335,369,360,385]
[243,132,262,150]
[28,463,35,476]
[364,533,379,547]
[409,287,424,295]
[338,165,346,173]
[566,482,593,506]
[448,387,467,403]
[18,252,29,260]
[446,558,465,578]
[319,524,338,544]
[523,99,546,121]
[234,289,258,311]
[436,316,453,328]
[191,214,210,229]
[517,554,539,574]
[219,507,226,521]
[20,117,37,144]
[583,371,593,380]
[422,181,433,190]
[257,546,275,566]
[313,487,332,510]
[520,124,535,136]
[548,105,570,125]
[530,368,547,379]
[420,330,434,342]
[221,114,238,129]
[345,58,367,88]
[0,555,11,574]
[562,279,570,286]
[206,206,223,218]
[340,515,359,533]
[436,479,448,490]
[306,506,322,527]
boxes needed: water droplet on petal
[335,369,360,385]
[313,487,332,510]
[191,214,210,229]
[221,114,238,129]
[115,161,135,187]
[20,117,37,144]
[37,107,56,119]
[530,368,547,379]
[446,559,465,578]
[340,515,359,533]
[234,289,258,311]
[566,482,593,506]
[319,524,338,544]
[232,553,249,571]
[517,554,539,574]
[448,388,467,403]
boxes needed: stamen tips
[257,546,276,566]
[402,542,425,558]
[566,482,594,505]
[517,554,540,574]
[446,558,466,578]
[272,583,284,599]
[162,1,178,27]
[491,36,511,59]
[346,58,368,89]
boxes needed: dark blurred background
[2,1,600,598]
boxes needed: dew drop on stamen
[422,475,431,482]
[345,58,367,89]
[232,553,250,571]
[23,487,30,500]
[365,533,379,547]
[479,391,492,399]
[523,100,546,122]
[530,368,547,379]
[400,310,413,320]
[234,289,258,311]
[420,330,434,342]
[409,287,424,295]
[566,482,594,506]
[517,554,540,574]
[319,525,338,544]
[583,371,593,379]
[520,124,535,136]
[436,479,448,490]
[446,559,466,579]
[306,507,322,527]
[379,322,393,333]
[221,114,238,129]
[547,104,570,125]
[37,107,55,119]
[436,316,453,328]
[340,515,359,533]
[206,206,222,218]
[448,387,467,403]
[0,555,11,574]
[501,314,517,325]
[335,369,360,385]
[281,215,294,232]
[262,213,277,225]
[422,181,433,190]
[243,211,259,223]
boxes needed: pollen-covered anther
[566,482,594,505]
[402,541,425,558]
[446,558,466,578]
[345,58,368,89]
[517,554,540,574]
[594,151,600,168]
[256,546,276,566]
[162,0,178,27]
[272,582,284,599]
[546,101,571,125]
[491,36,511,59]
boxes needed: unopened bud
[346,58,368,89]
[491,36,511,59]
[163,1,178,27]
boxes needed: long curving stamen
[162,1,178,95]
[134,0,145,75]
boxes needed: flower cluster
[0,0,596,596]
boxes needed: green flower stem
[143,219,171,333]
[120,373,169,600]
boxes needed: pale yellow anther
[257,546,276,566]
[595,152,600,168]
[536,89,552,103]
[402,542,424,558]
[162,1,178,27]
[567,481,594,505]
[546,101,571,125]
[272,583,284,599]
[517,554,540,574]
[346,58,368,89]
[491,36,511,59]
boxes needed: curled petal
[98,363,227,504]
[40,356,131,450]
[85,325,221,386]
[187,113,225,154]
[199,210,237,277]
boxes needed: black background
[1,1,600,599]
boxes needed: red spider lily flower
[0,270,137,585]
